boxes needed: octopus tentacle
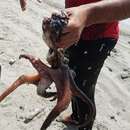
[0,74,40,102]
[19,54,51,73]
[19,0,27,11]
[39,63,72,129]
[40,88,72,130]
[19,0,41,11]
[19,54,57,99]
[68,71,96,127]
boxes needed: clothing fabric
[65,0,119,40]
[65,1,119,129]
[65,38,117,130]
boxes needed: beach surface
[0,0,130,130]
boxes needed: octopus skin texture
[0,12,96,130]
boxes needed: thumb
[65,8,73,16]
[62,18,75,34]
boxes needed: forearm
[81,0,130,26]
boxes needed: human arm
[57,0,130,48]
[84,0,130,25]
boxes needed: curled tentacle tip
[21,7,26,11]
[19,0,27,11]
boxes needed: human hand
[57,6,88,48]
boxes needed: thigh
[65,38,117,128]
[66,38,117,99]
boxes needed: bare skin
[57,0,130,48]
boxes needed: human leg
[66,38,117,130]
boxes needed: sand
[0,0,130,130]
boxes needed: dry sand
[0,0,130,130]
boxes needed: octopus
[0,3,96,130]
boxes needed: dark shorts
[65,38,117,130]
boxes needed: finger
[62,19,75,34]
[65,8,72,16]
